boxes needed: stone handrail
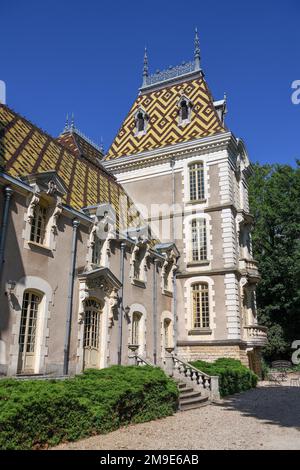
[172,355,220,401]
[244,325,268,346]
[135,355,153,367]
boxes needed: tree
[249,161,300,361]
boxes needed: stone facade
[0,38,267,378]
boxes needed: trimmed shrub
[190,358,258,397]
[0,366,178,450]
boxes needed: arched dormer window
[178,96,192,126]
[137,112,145,132]
[134,108,148,135]
[181,100,189,120]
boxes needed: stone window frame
[184,212,212,269]
[127,303,147,357]
[8,276,53,376]
[177,95,193,127]
[23,192,63,253]
[134,107,149,137]
[130,242,150,288]
[184,276,215,337]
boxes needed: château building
[0,32,267,379]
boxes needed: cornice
[104,132,237,173]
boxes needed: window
[92,237,102,266]
[135,108,148,135]
[83,299,101,349]
[19,291,41,354]
[192,283,210,329]
[189,162,205,201]
[131,312,141,345]
[137,112,145,132]
[30,204,47,244]
[191,219,207,262]
[180,100,189,121]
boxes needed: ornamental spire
[70,112,75,132]
[194,27,201,70]
[142,47,149,87]
[63,113,69,132]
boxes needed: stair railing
[172,355,220,401]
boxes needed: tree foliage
[249,161,300,361]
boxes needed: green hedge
[190,358,258,397]
[0,366,178,450]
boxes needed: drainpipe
[171,158,176,241]
[153,258,158,365]
[172,271,178,355]
[118,242,126,365]
[0,187,13,287]
[63,218,80,376]
[170,158,178,354]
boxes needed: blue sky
[1,0,299,165]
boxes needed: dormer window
[134,108,148,136]
[178,96,192,126]
[180,100,189,120]
[137,112,145,132]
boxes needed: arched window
[18,290,42,373]
[131,312,142,345]
[135,108,148,135]
[180,100,189,121]
[192,283,210,329]
[191,219,207,262]
[30,204,48,245]
[83,299,102,369]
[189,162,205,201]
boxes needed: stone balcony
[239,258,261,283]
[244,325,268,347]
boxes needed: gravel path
[54,383,300,450]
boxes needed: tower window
[178,96,192,126]
[137,112,145,132]
[135,108,148,135]
[180,100,189,121]
[191,219,207,261]
[189,161,205,201]
[192,283,210,329]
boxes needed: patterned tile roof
[0,104,145,233]
[106,76,226,160]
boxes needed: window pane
[191,219,207,261]
[189,163,204,201]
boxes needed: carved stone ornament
[47,179,58,196]
[86,276,111,293]
[51,203,63,233]
[108,288,118,328]
[26,194,40,224]
[78,285,89,323]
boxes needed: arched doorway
[83,299,102,369]
[18,290,42,373]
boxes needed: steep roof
[106,71,226,160]
[0,104,145,233]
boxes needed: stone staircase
[175,378,210,411]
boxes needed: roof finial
[194,27,201,70]
[63,113,69,132]
[99,136,104,153]
[142,47,148,87]
[70,112,75,132]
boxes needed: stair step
[179,390,202,399]
[180,399,210,411]
[180,395,209,406]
